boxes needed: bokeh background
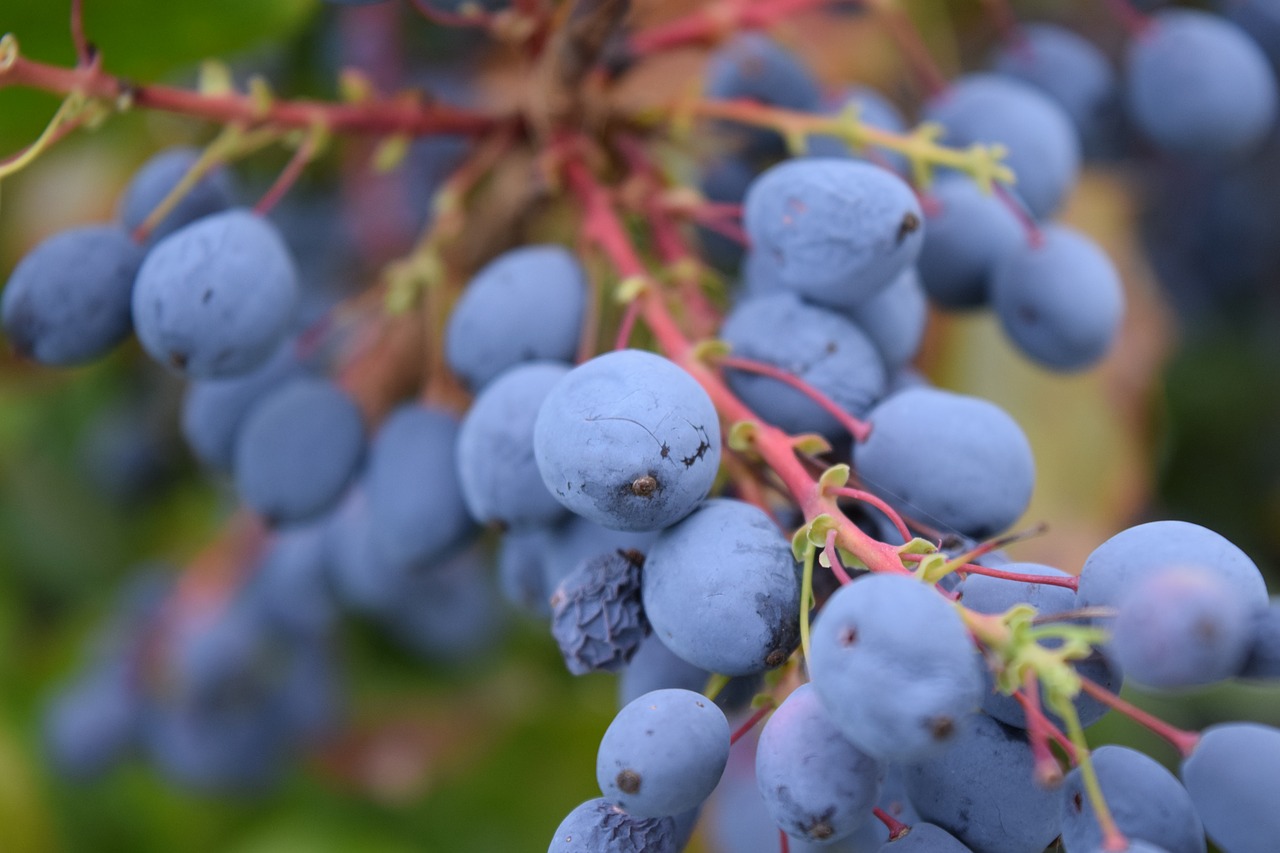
[2,0,1280,850]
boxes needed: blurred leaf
[0,721,58,852]
[1,0,317,149]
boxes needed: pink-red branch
[994,183,1043,249]
[408,0,497,28]
[615,134,721,338]
[629,0,840,56]
[824,529,854,585]
[957,563,1078,591]
[0,54,504,138]
[1102,0,1153,38]
[70,0,93,66]
[873,807,910,840]
[980,0,1024,47]
[1017,673,1068,784]
[829,487,911,543]
[614,299,642,350]
[563,152,908,577]
[872,3,950,98]
[719,356,873,442]
[1078,676,1201,758]
[898,552,1078,591]
[730,701,775,745]
[254,132,323,216]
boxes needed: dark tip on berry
[618,548,645,567]
[928,715,956,741]
[897,211,921,243]
[617,769,642,794]
[1072,791,1083,813]
[168,350,188,370]
[837,626,858,646]
[765,649,787,668]
[809,822,834,840]
[631,475,658,497]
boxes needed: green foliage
[1,0,316,149]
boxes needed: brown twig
[0,50,503,138]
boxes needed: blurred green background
[2,1,1280,851]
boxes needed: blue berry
[1126,10,1278,158]
[755,683,883,844]
[1111,566,1255,689]
[843,269,928,372]
[534,350,721,532]
[596,688,730,818]
[721,292,887,437]
[903,712,1063,853]
[2,225,145,365]
[743,159,924,309]
[460,361,571,528]
[854,388,1036,538]
[917,176,1024,309]
[234,378,365,524]
[925,73,1081,219]
[551,550,648,675]
[132,209,299,378]
[181,338,306,471]
[445,246,587,390]
[992,225,1124,372]
[993,24,1117,151]
[1240,600,1280,679]
[367,403,473,570]
[642,499,800,676]
[809,574,983,761]
[1181,722,1280,853]
[1078,520,1268,616]
[548,797,677,853]
[118,146,236,244]
[1061,745,1205,853]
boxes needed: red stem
[70,0,92,66]
[629,0,838,56]
[1077,677,1201,758]
[1017,673,1067,784]
[719,355,873,443]
[993,183,1043,248]
[980,0,1024,47]
[691,207,751,246]
[563,152,909,578]
[730,701,775,745]
[253,131,322,216]
[873,807,911,841]
[873,3,950,98]
[779,829,790,853]
[615,134,721,339]
[955,563,1078,591]
[408,0,496,29]
[0,54,502,138]
[829,487,911,544]
[824,529,854,586]
[901,548,1080,589]
[614,299,641,350]
[1102,0,1153,38]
